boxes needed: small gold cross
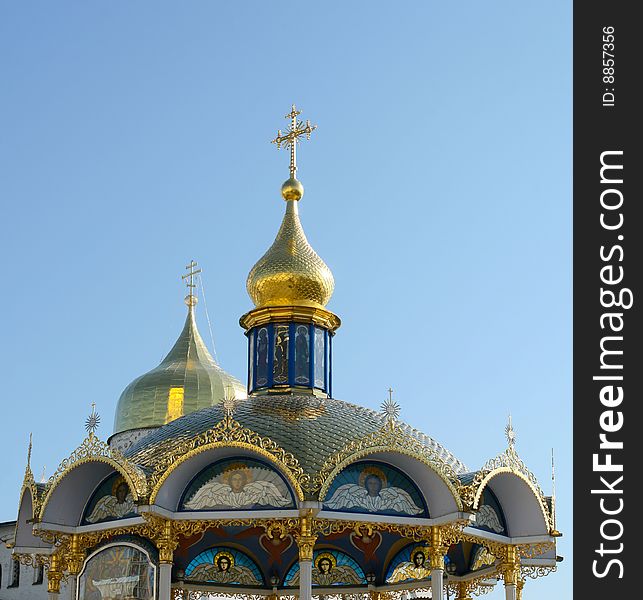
[182,260,202,305]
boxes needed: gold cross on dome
[182,260,202,305]
[271,104,317,179]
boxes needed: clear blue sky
[0,2,571,598]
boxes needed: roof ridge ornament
[505,414,517,451]
[85,402,101,438]
[380,388,401,429]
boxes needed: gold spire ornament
[182,260,202,307]
[271,104,317,201]
[244,104,335,312]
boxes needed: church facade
[6,107,560,600]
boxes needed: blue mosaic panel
[323,462,428,517]
[180,457,296,511]
[284,550,366,587]
[473,489,507,534]
[385,543,448,583]
[185,547,263,586]
[82,473,137,525]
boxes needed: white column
[504,583,517,600]
[159,563,172,600]
[299,559,313,600]
[67,575,77,600]
[431,568,443,600]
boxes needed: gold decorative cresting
[244,104,337,315]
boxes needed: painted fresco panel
[323,462,427,517]
[82,474,137,525]
[284,550,365,587]
[185,547,263,586]
[385,544,432,583]
[473,488,507,534]
[180,457,295,510]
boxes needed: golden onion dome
[113,299,246,436]
[246,180,334,309]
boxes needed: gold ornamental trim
[315,422,463,509]
[148,414,307,503]
[40,432,148,518]
[239,305,341,332]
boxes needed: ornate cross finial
[85,402,101,436]
[182,260,202,307]
[381,388,401,426]
[271,104,317,179]
[505,414,517,449]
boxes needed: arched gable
[40,460,141,527]
[473,469,550,536]
[14,487,50,550]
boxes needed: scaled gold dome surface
[246,195,334,309]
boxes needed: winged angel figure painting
[324,464,424,516]
[85,476,137,524]
[182,460,293,510]
[287,552,364,586]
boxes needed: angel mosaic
[387,547,432,583]
[186,550,261,586]
[181,459,294,511]
[323,464,425,516]
[475,504,504,533]
[287,552,364,587]
[84,476,137,524]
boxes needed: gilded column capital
[499,545,520,586]
[295,512,317,562]
[155,519,180,564]
[65,534,85,576]
[47,553,63,594]
[456,581,473,600]
[427,526,449,570]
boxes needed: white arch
[14,487,51,550]
[473,469,550,536]
[40,461,137,527]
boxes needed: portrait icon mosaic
[385,543,434,583]
[82,473,137,525]
[323,461,427,517]
[180,457,296,511]
[284,549,366,587]
[185,547,263,586]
